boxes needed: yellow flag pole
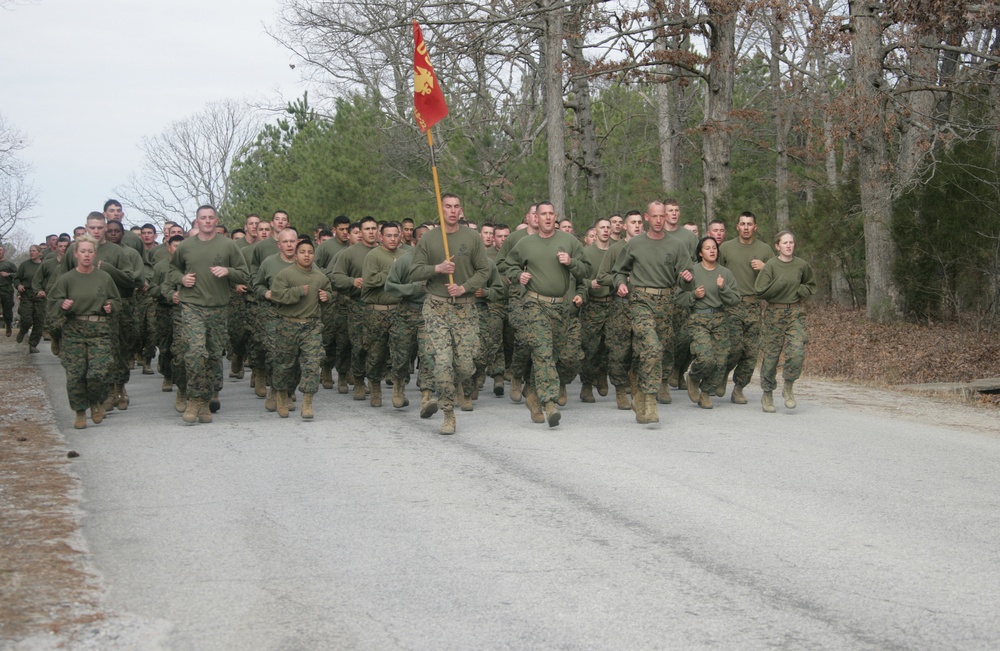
[427,128,454,285]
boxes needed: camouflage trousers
[687,311,731,395]
[605,297,634,388]
[475,301,506,379]
[273,317,323,394]
[0,289,13,328]
[16,293,45,346]
[673,303,692,377]
[629,291,675,394]
[153,302,175,381]
[579,298,611,385]
[226,291,252,363]
[422,296,479,410]
[347,300,368,383]
[108,293,139,385]
[363,305,396,383]
[140,291,159,362]
[178,303,227,400]
[262,303,300,390]
[506,296,532,382]
[170,306,187,392]
[392,302,430,390]
[321,294,351,375]
[245,300,270,371]
[521,297,583,404]
[61,318,113,411]
[759,304,808,392]
[725,300,763,389]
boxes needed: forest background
[7,0,1000,333]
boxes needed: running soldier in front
[502,201,591,426]
[46,236,120,429]
[410,193,490,435]
[612,202,694,424]
[269,238,332,419]
[170,205,250,424]
[754,230,816,412]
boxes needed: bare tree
[117,99,263,227]
[0,114,38,243]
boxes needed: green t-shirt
[502,231,590,298]
[362,246,404,305]
[271,264,333,319]
[47,268,121,321]
[754,256,817,304]
[666,227,698,258]
[719,238,774,296]
[314,237,349,271]
[33,256,66,295]
[582,243,611,298]
[680,263,741,310]
[254,253,295,301]
[384,249,426,304]
[410,226,490,298]
[330,242,379,298]
[612,233,692,290]
[15,259,42,293]
[170,235,249,307]
[0,260,17,291]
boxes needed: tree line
[119,1,1000,326]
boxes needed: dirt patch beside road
[0,337,104,647]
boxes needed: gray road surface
[33,350,1000,650]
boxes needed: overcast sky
[0,0,305,244]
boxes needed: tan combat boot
[657,380,672,404]
[321,366,333,390]
[439,408,456,435]
[231,355,245,379]
[716,375,727,398]
[175,389,187,413]
[265,387,277,412]
[338,374,349,394]
[419,390,438,419]
[633,392,648,424]
[615,385,631,410]
[459,391,474,412]
[301,393,315,419]
[731,385,748,405]
[370,381,383,407]
[557,384,568,407]
[353,379,367,401]
[142,359,154,375]
[253,369,267,398]
[524,386,545,423]
[580,384,595,403]
[162,377,173,392]
[783,380,797,409]
[698,391,714,409]
[644,393,660,423]
[762,391,776,413]
[667,369,679,388]
[116,385,129,411]
[102,386,117,413]
[687,374,701,404]
[392,382,407,408]
[90,402,105,424]
[544,401,561,428]
[74,411,87,429]
[51,338,60,356]
[677,371,688,390]
[509,377,523,403]
[595,374,609,397]
[197,398,213,423]
[276,390,290,418]
[183,397,200,424]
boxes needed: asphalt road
[33,350,1000,650]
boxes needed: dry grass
[806,304,1000,405]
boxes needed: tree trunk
[769,9,790,229]
[850,0,902,320]
[566,6,603,207]
[542,0,566,216]
[701,0,738,223]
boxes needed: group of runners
[4,196,816,434]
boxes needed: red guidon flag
[413,21,448,132]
